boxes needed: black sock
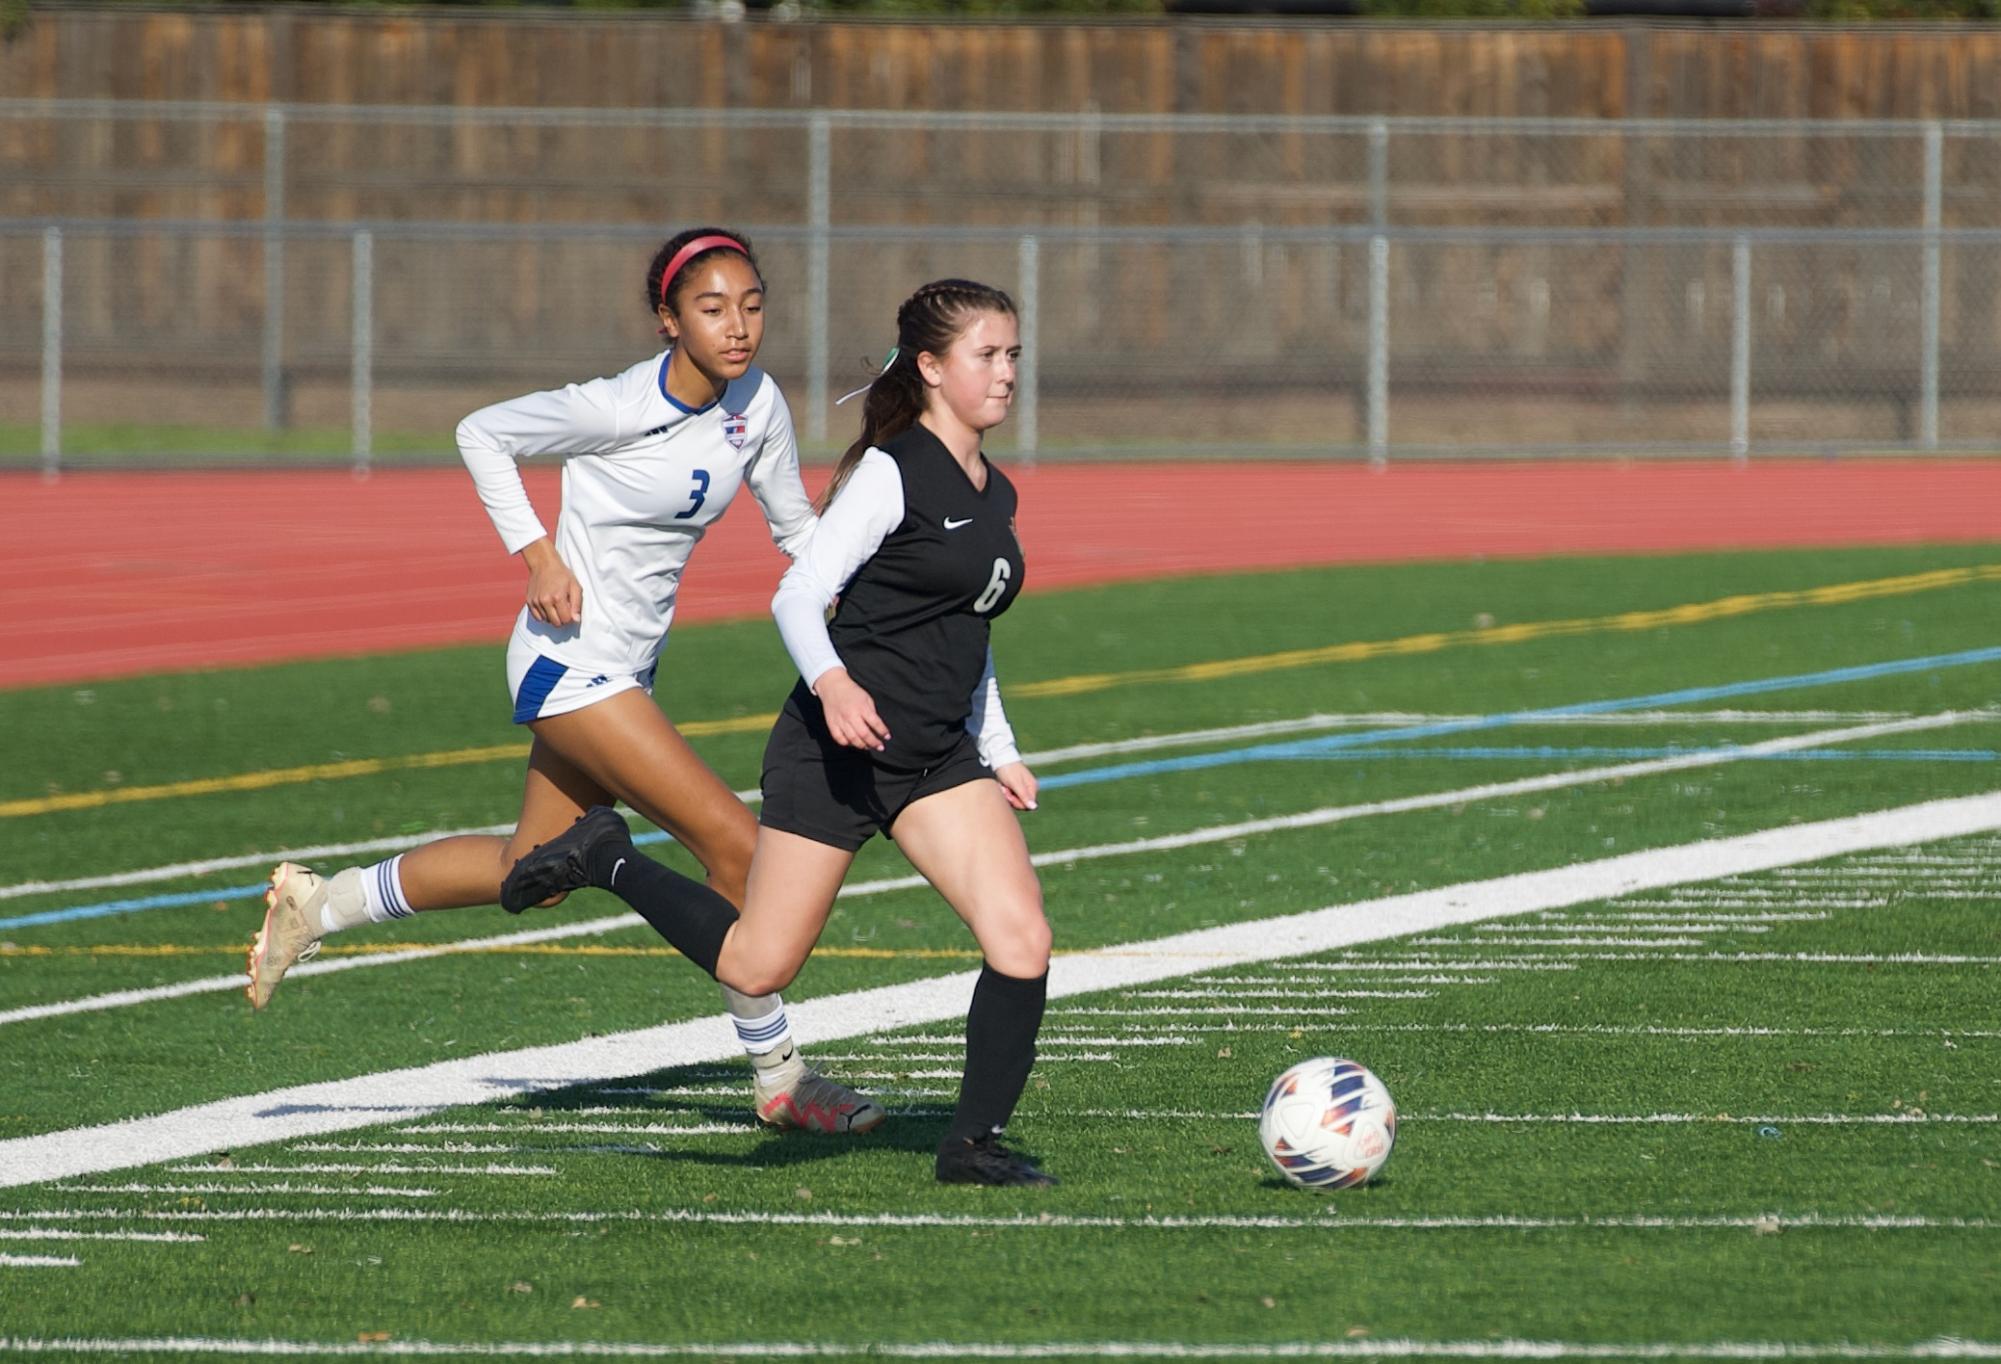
[585,844,737,978]
[944,962,1048,1146]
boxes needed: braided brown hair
[818,279,1017,513]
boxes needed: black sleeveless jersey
[822,424,1026,768]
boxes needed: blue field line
[0,830,679,932]
[9,645,1999,932]
[1258,744,1999,764]
[1037,645,2001,793]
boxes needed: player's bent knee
[718,945,807,998]
[984,912,1052,978]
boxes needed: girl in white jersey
[246,229,883,1136]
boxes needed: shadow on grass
[488,1057,961,1170]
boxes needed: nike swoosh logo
[609,858,626,886]
[943,517,973,530]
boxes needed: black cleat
[500,805,633,914]
[935,1134,1057,1187]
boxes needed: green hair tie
[834,347,903,407]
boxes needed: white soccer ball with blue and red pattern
[1258,1056,1397,1191]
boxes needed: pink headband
[658,235,749,308]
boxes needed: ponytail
[818,278,1018,514]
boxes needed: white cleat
[246,862,326,1010]
[752,1047,887,1135]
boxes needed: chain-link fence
[4,102,1999,468]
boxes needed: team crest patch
[722,411,749,450]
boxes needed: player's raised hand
[814,668,891,751]
[520,537,584,627]
[994,761,1038,811]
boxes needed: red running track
[8,460,2000,690]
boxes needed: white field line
[404,1122,752,1137]
[0,1255,78,1268]
[295,1141,738,1157]
[1061,1020,2001,1041]
[862,1034,1191,1048]
[7,1207,2001,1236]
[2,710,1974,1032]
[1552,912,1830,923]
[1052,1006,1355,1018]
[6,786,2001,1189]
[169,1162,556,1177]
[290,1142,562,1155]
[1610,900,1886,910]
[54,1182,441,1197]
[811,1049,1123,1062]
[1272,960,1578,972]
[1123,988,1431,999]
[1480,922,1771,934]
[0,1228,205,1243]
[1414,936,1705,948]
[3,1339,2001,1362]
[1181,973,1494,986]
[1067,1110,2001,1125]
[0,708,1916,904]
[1418,951,2001,967]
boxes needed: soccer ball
[1257,1056,1397,1191]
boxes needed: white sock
[724,986,797,1066]
[357,854,416,924]
[317,867,372,936]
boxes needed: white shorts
[506,632,657,725]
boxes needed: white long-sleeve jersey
[458,353,815,678]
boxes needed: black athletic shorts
[760,687,994,853]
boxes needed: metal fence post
[807,113,830,446]
[1921,120,1942,451]
[1368,234,1389,467]
[352,229,373,473]
[263,105,289,431]
[1367,123,1389,466]
[1731,235,1751,462]
[1367,119,1389,229]
[41,225,62,479]
[1017,233,1039,465]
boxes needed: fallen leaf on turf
[509,1281,533,1294]
[571,1296,600,1310]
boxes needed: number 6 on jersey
[973,557,1011,613]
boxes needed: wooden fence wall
[6,9,2001,120]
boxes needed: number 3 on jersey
[973,557,1011,613]
[674,469,711,520]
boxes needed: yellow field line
[1012,562,2001,697]
[0,716,770,819]
[8,561,1997,821]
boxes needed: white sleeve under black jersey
[457,374,633,555]
[966,647,1021,769]
[771,449,903,688]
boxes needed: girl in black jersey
[504,280,1056,1187]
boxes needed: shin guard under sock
[945,962,1048,1144]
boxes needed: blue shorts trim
[512,656,571,724]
